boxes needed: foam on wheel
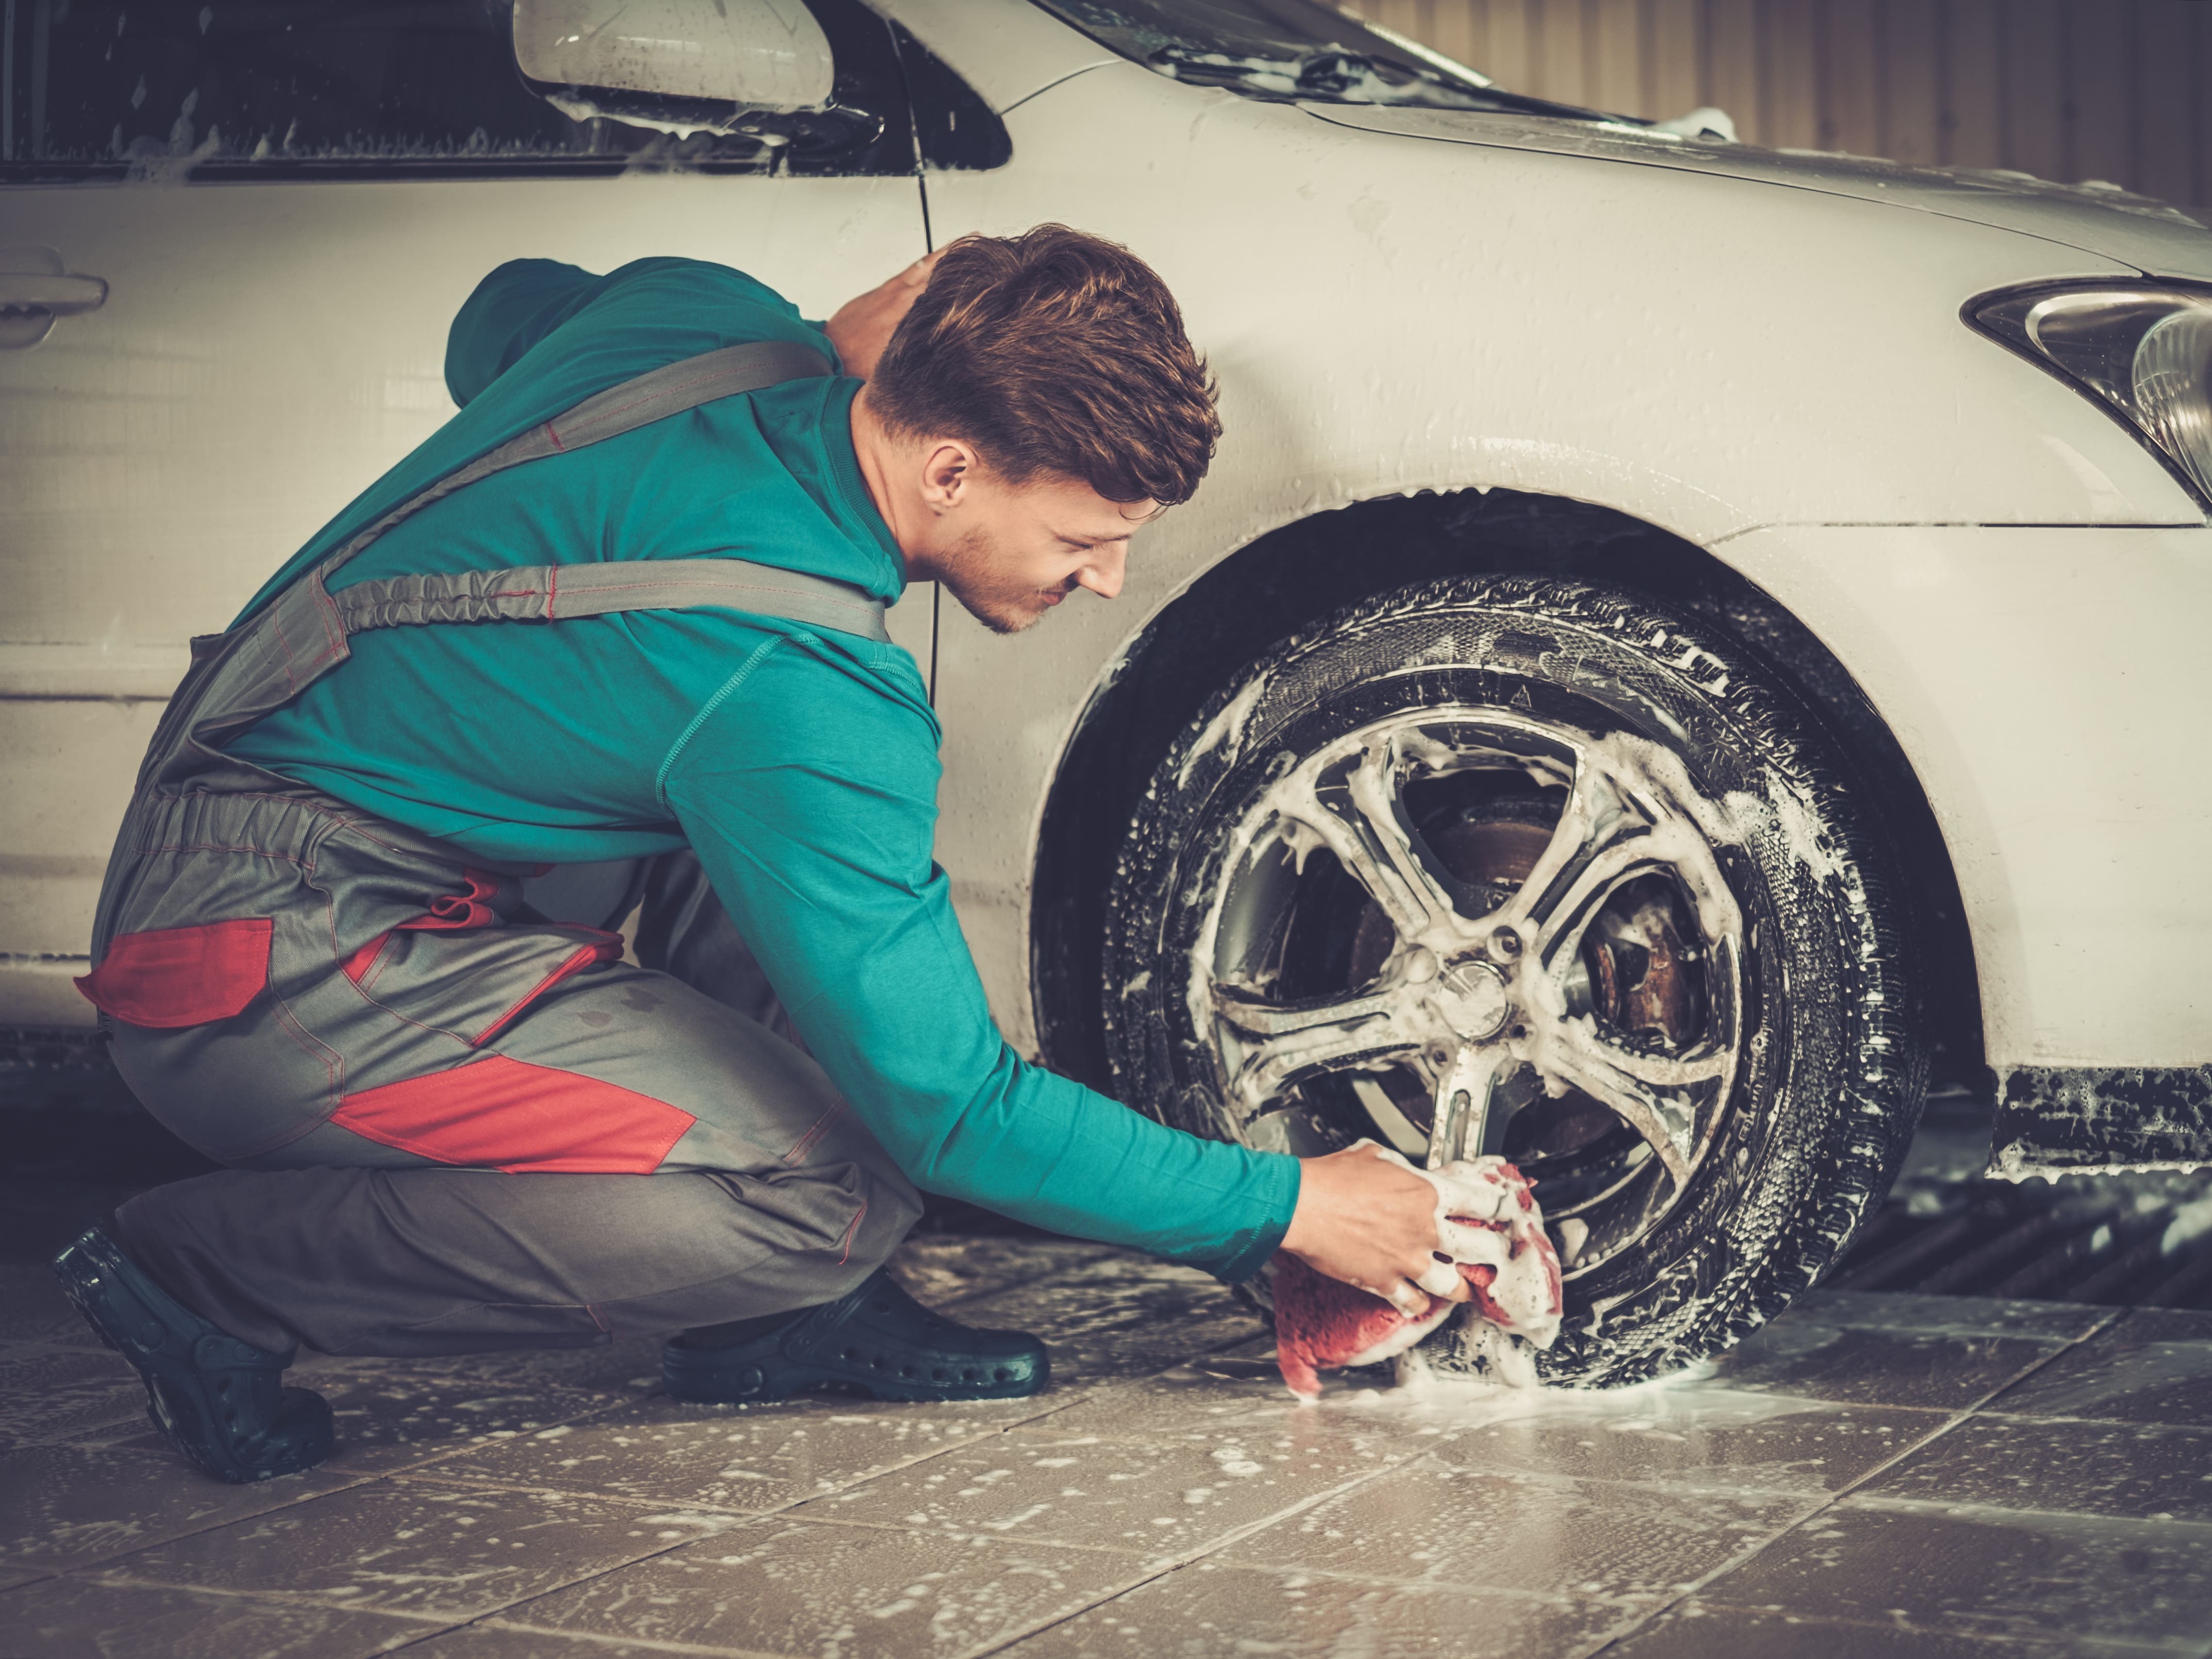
[1103,575,1927,1386]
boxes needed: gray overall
[78,343,924,1359]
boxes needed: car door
[0,0,945,1033]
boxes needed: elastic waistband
[126,784,419,868]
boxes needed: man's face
[924,465,1155,636]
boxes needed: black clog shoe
[663,1268,1049,1404]
[52,1226,333,1484]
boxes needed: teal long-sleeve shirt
[224,256,1299,1282]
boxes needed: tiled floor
[2,1241,2208,1659]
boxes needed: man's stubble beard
[933,524,1055,636]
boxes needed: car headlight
[1972,284,2212,503]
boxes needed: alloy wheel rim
[1186,705,1749,1280]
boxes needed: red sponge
[1270,1250,1456,1399]
[1269,1157,1563,1399]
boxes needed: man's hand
[1281,1141,1506,1317]
[825,249,945,380]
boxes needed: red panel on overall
[331,1055,697,1174]
[74,918,273,1027]
[401,868,504,932]
[470,935,625,1047]
[340,931,393,986]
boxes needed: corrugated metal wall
[1347,0,2212,208]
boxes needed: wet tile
[0,1574,443,1658]
[996,1561,1624,1659]
[1787,1291,2118,1344]
[0,1265,86,1342]
[99,1480,731,1619]
[1697,1498,2212,1645]
[0,1439,356,1568]
[1705,1316,2067,1412]
[797,1426,1400,1561]
[307,1370,628,1476]
[1034,1362,1951,1500]
[951,1271,1266,1385]
[483,1517,1146,1659]
[0,1345,148,1447]
[1423,1389,1948,1496]
[887,1236,1128,1311]
[3,1237,2204,1658]
[2114,1308,2212,1344]
[299,1334,671,1396]
[395,1626,678,1658]
[1603,1603,2085,1657]
[1042,1250,1267,1291]
[1219,1460,1816,1600]
[1023,1351,1432,1460]
[69,1371,630,1485]
[1863,1416,2212,1522]
[1988,1329,2212,1427]
[420,1393,1052,1512]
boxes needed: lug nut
[1490,926,1522,961]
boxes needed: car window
[0,0,933,178]
[1024,0,1612,120]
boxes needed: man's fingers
[1413,1259,1461,1299]
[1351,1274,1429,1319]
[1373,1276,1430,1318]
[1437,1218,1504,1260]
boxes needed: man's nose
[1077,544,1127,600]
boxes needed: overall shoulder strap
[332,558,893,645]
[317,338,835,585]
[318,333,892,644]
[163,337,867,767]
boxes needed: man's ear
[920,440,978,515]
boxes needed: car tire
[1102,574,1927,1387]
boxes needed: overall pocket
[76,918,273,1028]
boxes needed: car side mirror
[511,0,866,145]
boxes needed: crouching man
[57,225,1473,1482]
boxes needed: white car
[5,0,2207,1383]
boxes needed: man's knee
[844,1160,925,1278]
[778,1158,922,1307]
[567,1158,919,1335]
[683,1153,920,1304]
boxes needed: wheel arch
[1030,487,1983,1099]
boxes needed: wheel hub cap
[1432,959,1511,1042]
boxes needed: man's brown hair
[868,224,1220,507]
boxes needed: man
[57,226,1477,1484]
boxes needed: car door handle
[0,249,108,349]
[0,273,108,314]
